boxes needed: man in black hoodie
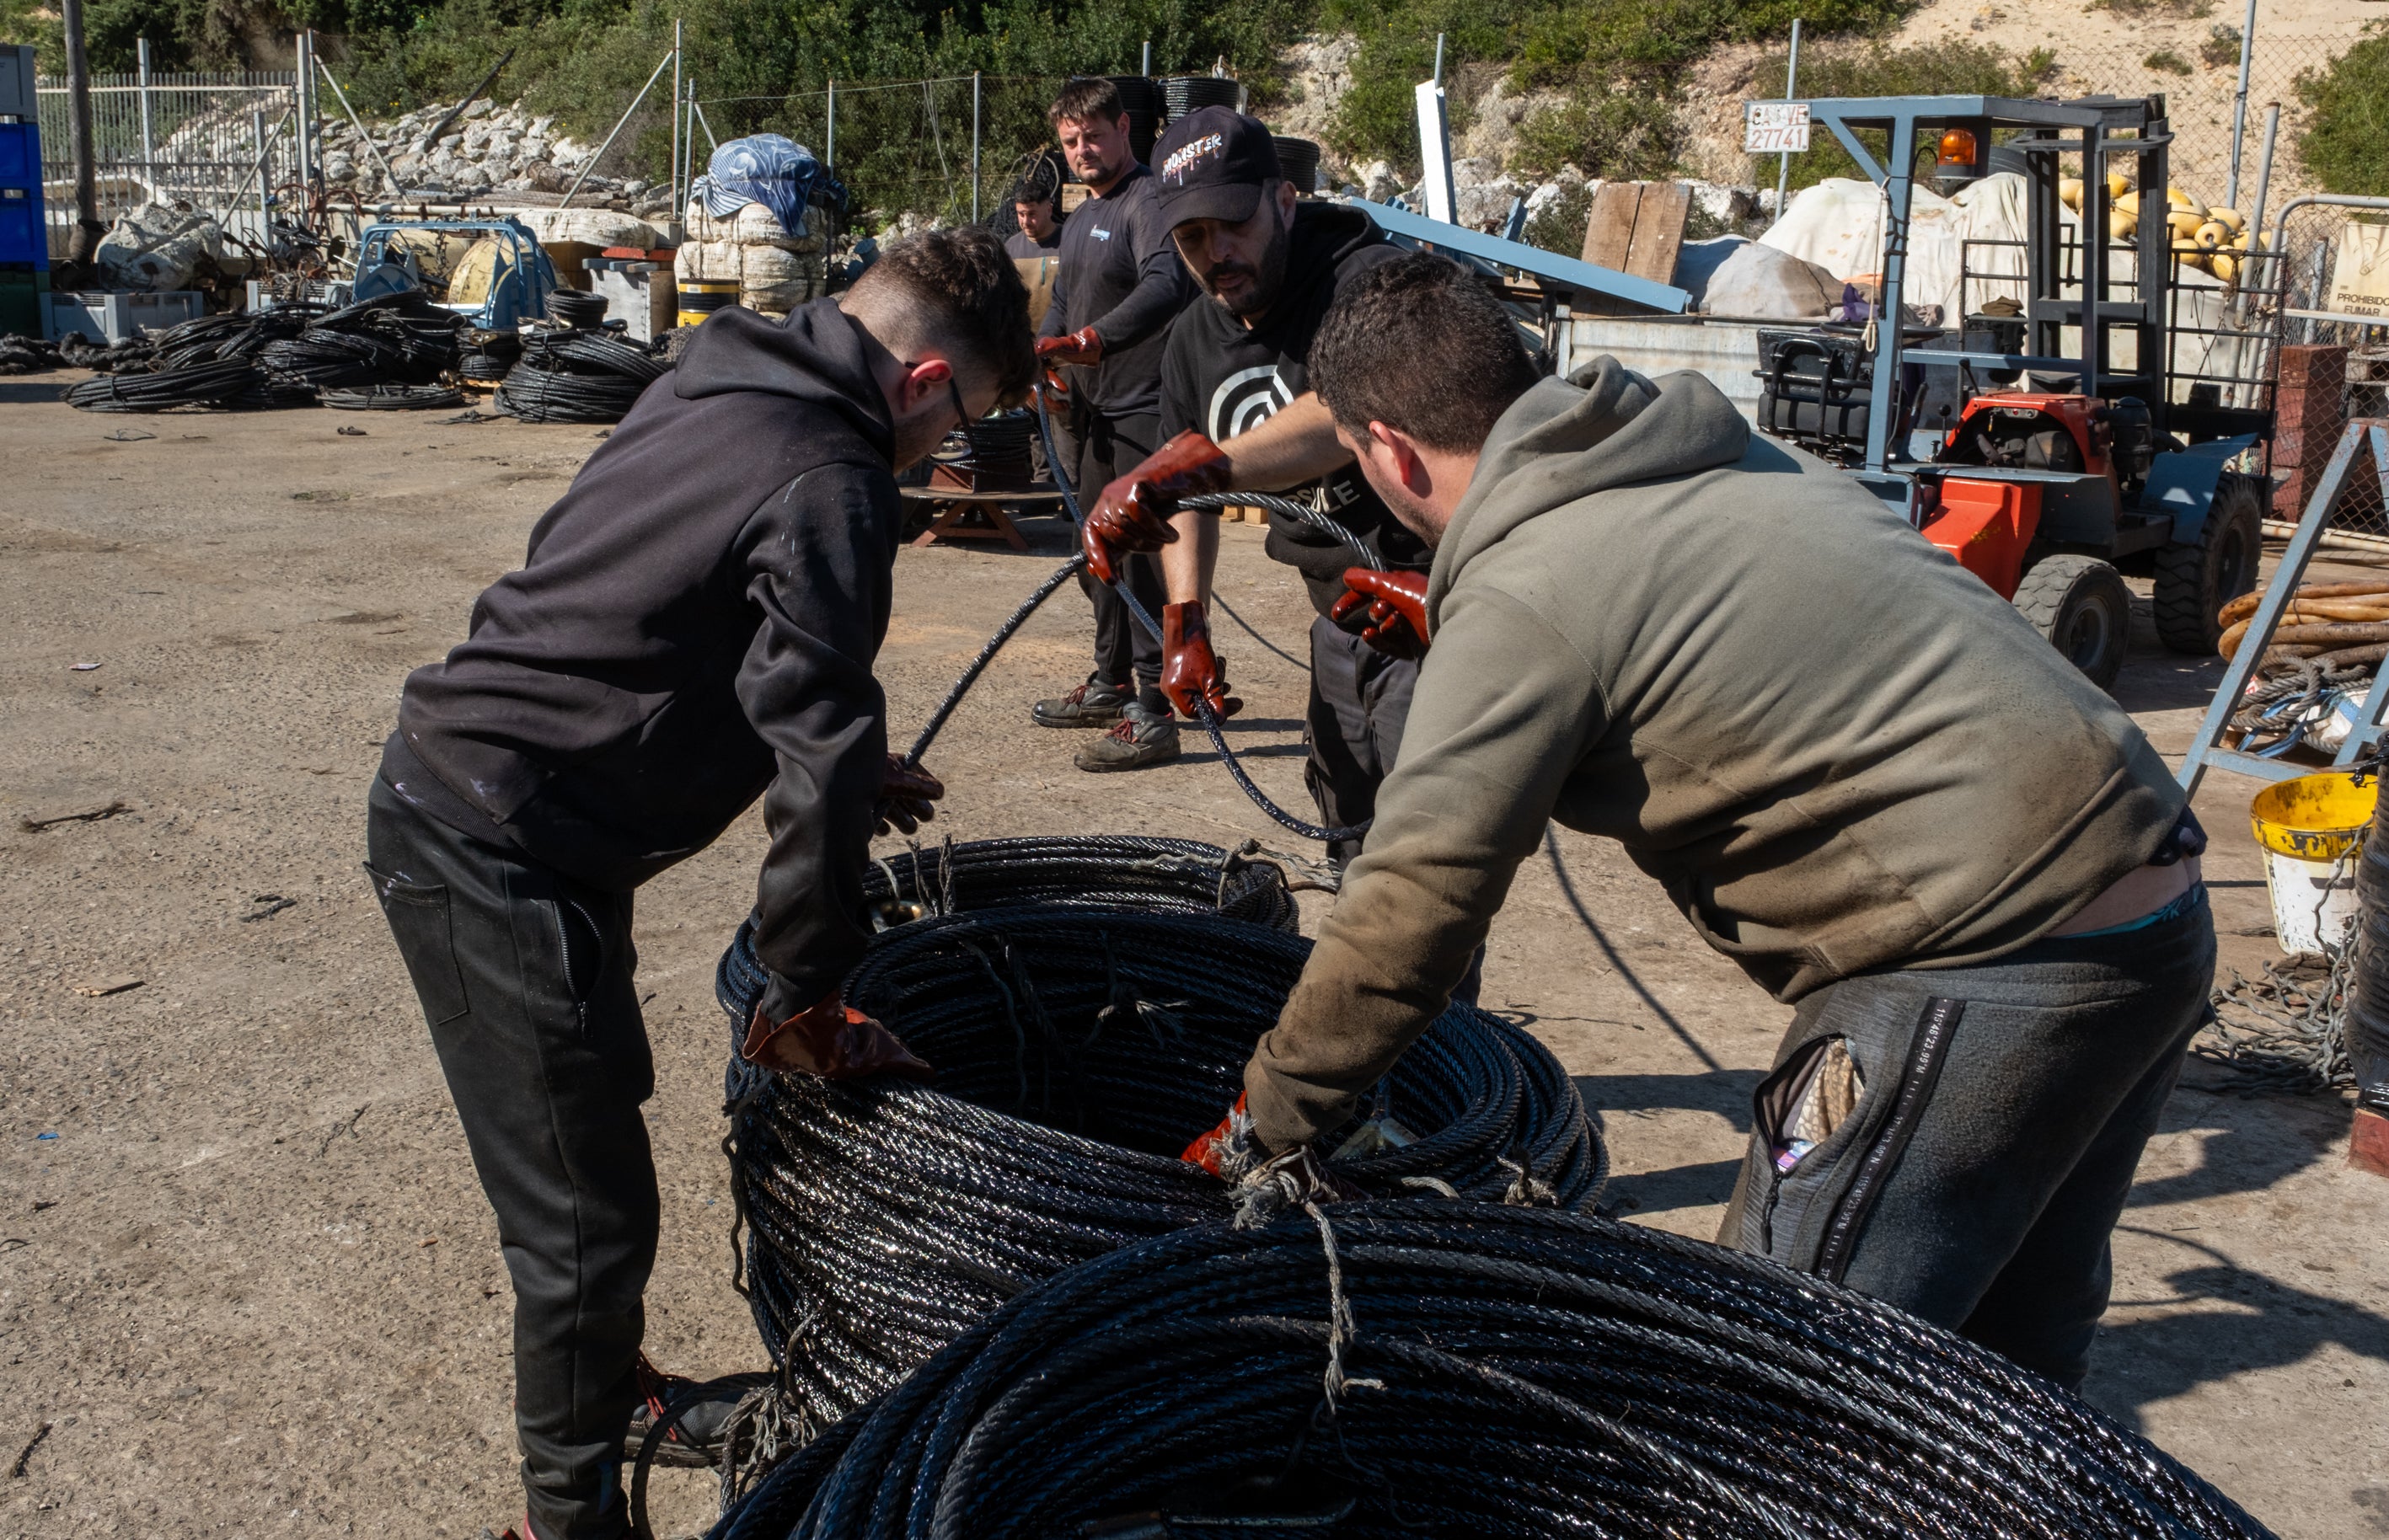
[365,227,1033,1540]
[1078,107,1433,864]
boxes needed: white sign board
[2329,221,2389,319]
[1415,80,1457,225]
[1744,101,1811,155]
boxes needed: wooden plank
[1579,182,1642,272]
[1624,180,1691,288]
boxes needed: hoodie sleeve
[734,462,902,1023]
[1244,584,1606,1152]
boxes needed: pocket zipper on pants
[553,901,592,1029]
[1815,996,1964,1283]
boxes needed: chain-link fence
[35,72,302,253]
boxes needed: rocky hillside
[318,98,678,215]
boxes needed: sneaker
[1032,676,1132,728]
[1074,702,1181,772]
[619,1355,774,1469]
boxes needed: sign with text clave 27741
[1744,102,1811,155]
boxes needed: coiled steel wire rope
[498,326,671,423]
[711,1202,2274,1540]
[713,908,1602,1438]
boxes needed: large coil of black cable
[714,1202,2275,1540]
[718,907,1602,1435]
[497,327,669,423]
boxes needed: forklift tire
[2151,473,2264,655]
[2014,554,2132,692]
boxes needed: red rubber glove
[1328,569,1431,661]
[1161,600,1241,721]
[876,755,944,837]
[1182,1092,1264,1179]
[1082,430,1229,583]
[1035,326,1105,368]
[742,992,933,1081]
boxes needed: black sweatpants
[1056,400,1166,694]
[365,778,652,1540]
[1721,890,2216,1389]
[1304,614,1421,869]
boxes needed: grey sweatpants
[1304,615,1420,869]
[1721,890,2215,1388]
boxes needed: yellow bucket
[2248,771,2376,954]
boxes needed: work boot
[1032,675,1133,728]
[1074,701,1181,772]
[619,1355,775,1469]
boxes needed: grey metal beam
[1350,197,1690,314]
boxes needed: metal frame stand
[2179,420,2389,794]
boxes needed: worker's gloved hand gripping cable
[894,398,1381,845]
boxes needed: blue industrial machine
[1751,94,2276,686]
[0,44,46,339]
[349,216,558,329]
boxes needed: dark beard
[1203,206,1291,319]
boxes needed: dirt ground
[3,382,2386,1539]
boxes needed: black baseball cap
[1151,106,1283,229]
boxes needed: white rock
[1358,160,1401,202]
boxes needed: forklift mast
[1793,94,2180,500]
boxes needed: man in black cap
[1027,76,1197,772]
[1079,105,1433,864]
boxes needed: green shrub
[2295,27,2389,197]
[2199,24,2241,69]
[2143,49,2192,77]
[1519,181,1589,256]
[1510,93,1677,181]
[1320,0,1912,176]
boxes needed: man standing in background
[1004,159,1064,258]
[1027,76,1195,772]
[1078,108,1435,861]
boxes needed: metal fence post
[136,38,156,200]
[826,79,835,174]
[1773,19,1800,228]
[2226,0,2258,208]
[972,71,981,222]
[670,19,683,213]
[292,32,313,204]
[252,104,270,245]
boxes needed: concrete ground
[2,382,2385,1539]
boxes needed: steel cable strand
[1336,1214,2211,1540]
[722,1205,2274,1540]
[1031,398,1369,845]
[723,911,1600,1425]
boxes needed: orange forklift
[1754,93,2274,688]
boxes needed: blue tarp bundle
[691,134,846,235]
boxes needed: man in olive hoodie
[1187,254,2213,1390]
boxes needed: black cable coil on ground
[62,356,265,411]
[712,1202,2275,1540]
[322,383,468,410]
[715,906,1603,1436]
[547,287,614,329]
[497,326,670,423]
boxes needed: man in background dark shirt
[1003,163,1063,258]
[1027,76,1196,772]
[1079,108,1433,862]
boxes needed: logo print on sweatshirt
[1161,133,1225,184]
[1090,227,1112,241]
[1207,364,1294,441]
